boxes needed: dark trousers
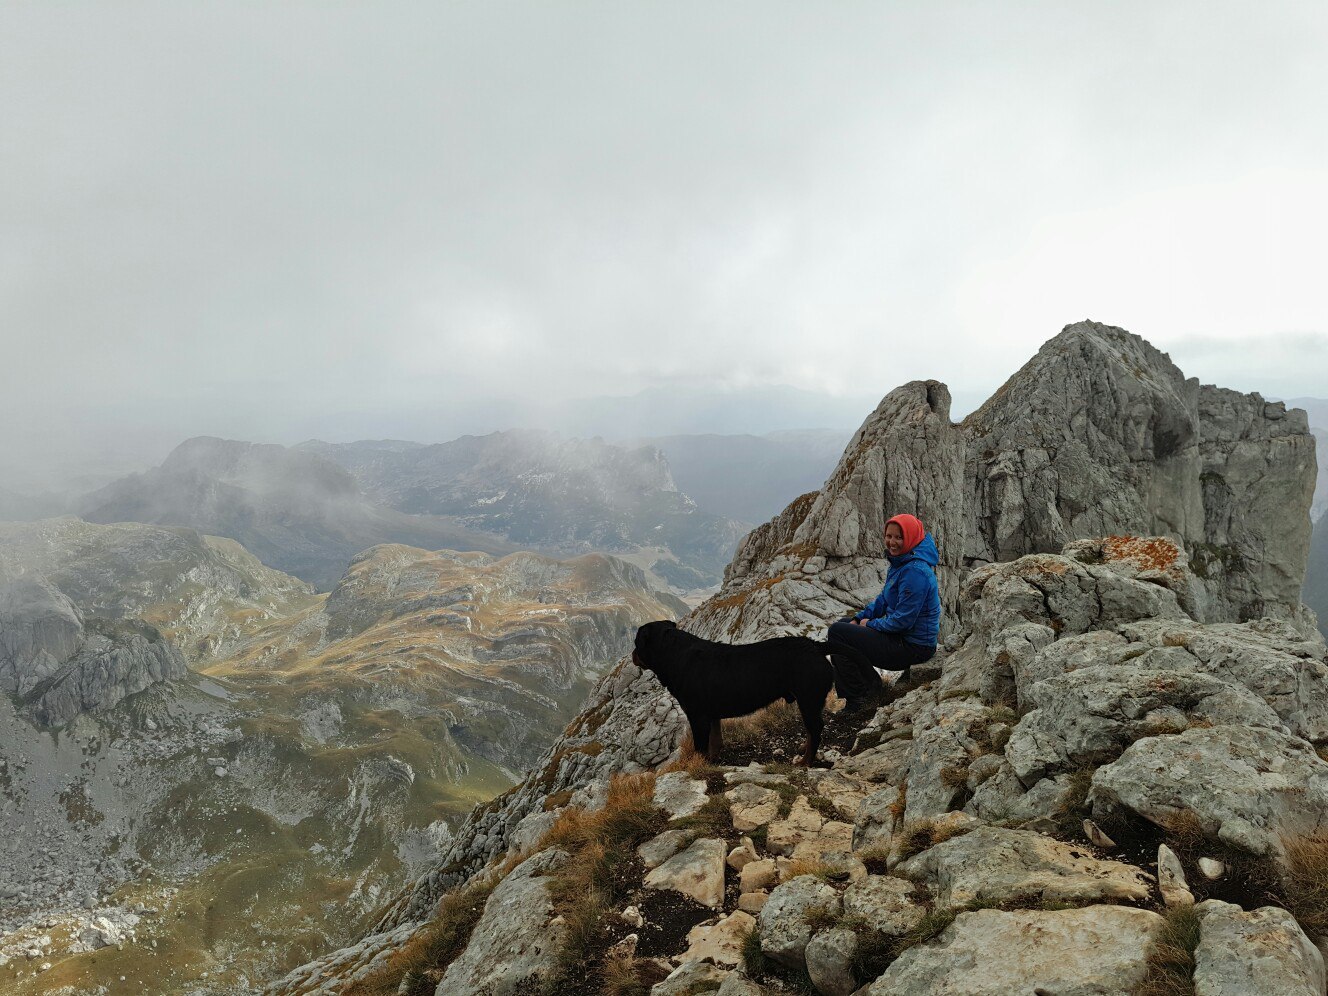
[826,620,936,702]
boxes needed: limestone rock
[766,797,825,856]
[639,829,691,870]
[715,974,767,996]
[725,783,782,832]
[757,875,841,970]
[0,576,188,726]
[1194,899,1326,996]
[1005,666,1280,785]
[684,911,755,968]
[894,826,1151,907]
[1091,725,1328,862]
[654,772,709,820]
[804,927,857,996]
[867,905,1164,995]
[1157,844,1194,907]
[645,837,727,908]
[737,892,768,914]
[841,875,924,937]
[961,321,1314,624]
[434,849,568,996]
[652,959,728,996]
[1117,618,1328,742]
[739,859,778,894]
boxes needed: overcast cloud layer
[2,2,1326,489]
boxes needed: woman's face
[884,522,905,557]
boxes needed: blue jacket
[853,533,941,647]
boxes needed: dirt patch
[634,889,716,958]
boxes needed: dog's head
[632,619,678,673]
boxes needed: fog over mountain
[4,3,1328,492]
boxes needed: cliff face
[270,322,1322,996]
[0,576,187,726]
[963,323,1315,624]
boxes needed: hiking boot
[840,698,873,718]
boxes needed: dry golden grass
[1137,904,1200,996]
[600,956,653,996]
[536,772,668,983]
[1281,833,1328,937]
[344,878,496,996]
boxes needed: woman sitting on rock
[826,512,940,716]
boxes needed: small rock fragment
[1083,819,1116,849]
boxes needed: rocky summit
[274,322,1326,996]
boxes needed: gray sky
[3,2,1327,489]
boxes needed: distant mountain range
[71,430,829,592]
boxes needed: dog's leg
[708,718,724,761]
[796,696,827,767]
[686,712,710,758]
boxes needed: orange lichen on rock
[1102,535,1183,572]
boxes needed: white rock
[644,838,727,909]
[868,905,1164,995]
[1194,899,1326,996]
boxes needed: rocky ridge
[272,322,1325,995]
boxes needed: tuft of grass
[741,924,773,975]
[803,902,843,931]
[1137,904,1200,996]
[858,844,891,875]
[887,783,908,825]
[661,745,722,783]
[807,794,843,822]
[1051,767,1095,834]
[940,764,970,788]
[671,794,734,839]
[537,772,668,986]
[344,878,497,995]
[600,956,652,996]
[1281,833,1328,937]
[894,817,975,862]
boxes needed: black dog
[632,620,834,765]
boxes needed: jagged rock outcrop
[0,576,187,725]
[697,321,1316,644]
[275,322,1324,995]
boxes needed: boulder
[654,772,710,820]
[684,911,756,968]
[866,905,1163,995]
[434,849,568,995]
[757,875,840,970]
[1091,725,1328,862]
[841,875,924,937]
[766,797,825,856]
[1005,666,1281,785]
[645,837,727,908]
[725,783,782,832]
[804,927,857,996]
[639,829,691,870]
[894,826,1151,907]
[652,959,728,995]
[1194,900,1326,996]
[1157,844,1194,907]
